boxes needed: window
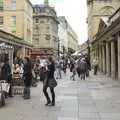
[12,16,16,25]
[11,0,16,10]
[0,16,3,25]
[40,20,44,23]
[12,31,16,34]
[36,18,39,23]
[0,0,3,11]
[45,34,50,40]
[46,26,50,30]
[35,38,39,41]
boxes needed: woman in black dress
[43,57,56,106]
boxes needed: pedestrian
[93,59,98,75]
[72,65,76,81]
[79,58,88,80]
[63,59,67,74]
[77,58,81,78]
[70,59,76,81]
[13,64,20,74]
[43,57,57,106]
[0,58,13,97]
[13,64,21,86]
[31,63,37,87]
[39,63,46,81]
[23,57,32,99]
[56,60,62,79]
[85,55,91,77]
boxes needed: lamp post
[57,38,60,58]
[63,46,65,58]
[87,39,90,61]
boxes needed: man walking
[79,58,88,80]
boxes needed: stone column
[111,41,116,79]
[102,45,106,73]
[106,43,111,76]
[100,47,103,72]
[94,47,96,59]
[99,46,102,71]
[117,33,120,80]
[20,46,25,58]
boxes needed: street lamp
[57,38,60,58]
[87,39,90,61]
[63,46,65,57]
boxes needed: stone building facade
[67,25,78,53]
[32,1,59,59]
[78,43,88,55]
[92,7,120,80]
[87,0,120,42]
[58,16,68,55]
[0,0,33,42]
[58,16,78,56]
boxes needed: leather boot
[45,99,51,106]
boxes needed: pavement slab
[1,71,120,120]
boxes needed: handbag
[48,78,57,88]
[43,77,57,88]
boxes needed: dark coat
[70,62,74,72]
[43,61,57,88]
[0,63,12,83]
[23,61,32,87]
[47,61,55,79]
[40,67,45,81]
[85,57,91,70]
[79,61,88,73]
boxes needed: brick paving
[1,71,120,120]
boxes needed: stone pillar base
[118,77,120,81]
[106,73,111,77]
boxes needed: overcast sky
[30,0,88,44]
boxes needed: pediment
[97,18,108,34]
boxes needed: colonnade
[92,33,120,80]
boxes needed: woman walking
[43,57,57,106]
[70,59,76,81]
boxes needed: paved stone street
[1,71,120,120]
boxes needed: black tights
[43,87,55,103]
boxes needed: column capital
[108,36,115,42]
